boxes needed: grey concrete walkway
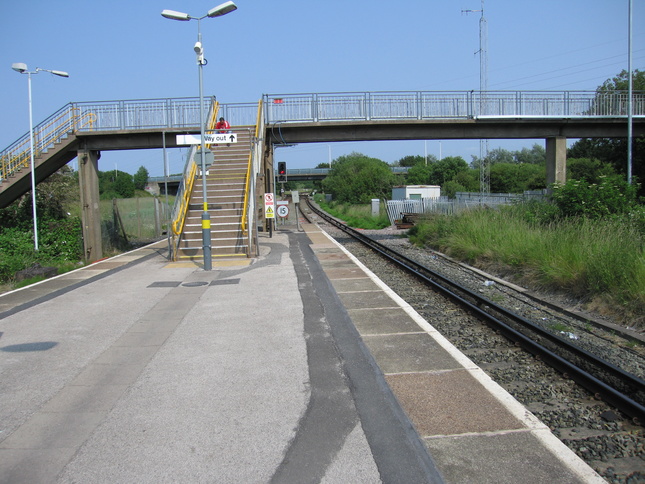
[0,233,437,483]
[0,222,605,484]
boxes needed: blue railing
[263,90,645,123]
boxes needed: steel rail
[303,197,645,424]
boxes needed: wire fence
[386,190,547,224]
[101,197,174,251]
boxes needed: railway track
[300,197,645,483]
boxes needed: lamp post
[162,1,237,271]
[11,63,69,251]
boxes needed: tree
[567,158,616,184]
[99,170,135,199]
[430,156,469,185]
[405,156,470,188]
[0,166,78,230]
[569,69,645,195]
[134,166,149,191]
[396,154,435,167]
[471,148,512,169]
[452,169,480,191]
[472,145,546,168]
[597,69,645,93]
[489,163,545,193]
[322,152,396,203]
[405,163,433,185]
[113,173,135,198]
[514,144,546,165]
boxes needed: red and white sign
[264,193,275,219]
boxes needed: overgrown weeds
[316,198,391,230]
[409,205,644,327]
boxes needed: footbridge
[1,90,643,263]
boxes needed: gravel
[310,216,645,484]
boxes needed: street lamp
[11,63,69,251]
[162,1,237,271]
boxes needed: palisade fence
[386,190,547,224]
[100,197,174,251]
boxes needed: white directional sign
[176,133,238,145]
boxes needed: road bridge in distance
[147,167,410,194]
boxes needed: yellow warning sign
[264,192,276,219]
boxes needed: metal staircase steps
[175,128,253,260]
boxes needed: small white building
[391,185,440,201]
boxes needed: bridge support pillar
[78,149,102,263]
[546,136,567,189]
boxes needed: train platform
[0,219,605,483]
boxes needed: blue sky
[1,0,643,177]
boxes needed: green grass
[99,197,175,240]
[409,205,645,326]
[316,198,391,230]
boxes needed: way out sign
[176,133,238,145]
[264,193,275,219]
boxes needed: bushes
[0,228,37,281]
[0,217,83,283]
[551,175,640,220]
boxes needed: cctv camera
[12,62,27,73]
[194,42,203,54]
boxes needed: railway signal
[277,162,287,183]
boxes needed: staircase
[0,134,80,208]
[175,127,253,261]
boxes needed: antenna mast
[463,1,490,196]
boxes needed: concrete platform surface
[0,224,605,484]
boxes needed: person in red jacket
[216,117,230,133]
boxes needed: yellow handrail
[207,100,219,132]
[1,111,96,180]
[240,99,263,234]
[172,161,198,236]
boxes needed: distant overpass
[148,166,411,194]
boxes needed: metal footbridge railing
[0,97,261,183]
[3,90,644,183]
[263,90,645,123]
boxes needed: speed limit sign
[277,205,289,218]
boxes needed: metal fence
[72,97,208,131]
[3,90,645,183]
[102,197,173,251]
[264,90,645,123]
[0,97,260,182]
[386,190,547,224]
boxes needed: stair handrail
[1,105,95,181]
[241,99,263,235]
[169,99,219,259]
